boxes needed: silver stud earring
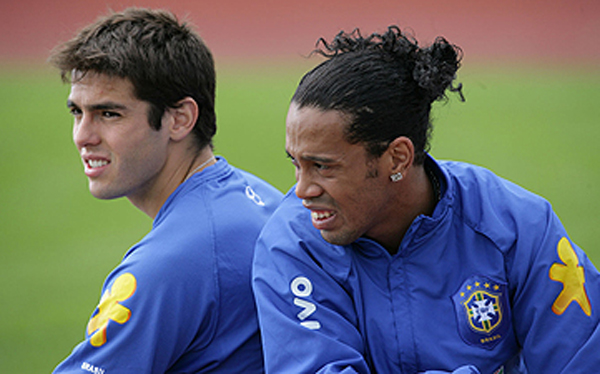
[390,172,403,182]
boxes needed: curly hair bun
[413,36,464,103]
[314,26,464,103]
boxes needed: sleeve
[507,204,600,373]
[252,198,370,374]
[53,238,216,374]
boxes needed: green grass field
[0,62,598,373]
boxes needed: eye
[287,153,299,169]
[314,163,330,170]
[69,107,82,116]
[102,111,121,119]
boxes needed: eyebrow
[286,150,336,164]
[304,155,336,164]
[67,100,128,111]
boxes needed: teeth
[312,211,334,220]
[88,159,109,168]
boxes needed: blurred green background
[1,62,598,373]
[1,0,599,372]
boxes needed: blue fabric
[55,158,282,373]
[252,155,600,374]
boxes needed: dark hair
[49,7,216,150]
[291,26,464,164]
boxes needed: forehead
[285,103,352,150]
[68,72,137,104]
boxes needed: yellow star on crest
[87,273,137,347]
[549,237,591,316]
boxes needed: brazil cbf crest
[452,275,510,350]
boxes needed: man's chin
[88,184,122,200]
[319,229,355,247]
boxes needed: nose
[72,113,100,150]
[295,168,323,200]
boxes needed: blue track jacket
[55,158,282,373]
[252,156,600,374]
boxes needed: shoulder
[439,160,554,251]
[234,166,285,202]
[256,188,321,250]
[155,159,283,245]
[180,159,282,222]
[209,160,284,209]
[254,188,352,280]
[441,159,552,219]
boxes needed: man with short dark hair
[50,8,282,373]
[252,26,600,373]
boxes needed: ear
[163,97,199,142]
[386,136,414,177]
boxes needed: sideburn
[365,157,379,179]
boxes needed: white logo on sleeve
[245,186,265,206]
[82,362,106,374]
[290,276,321,330]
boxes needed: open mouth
[311,210,334,221]
[310,209,337,230]
[83,157,110,177]
[87,159,109,168]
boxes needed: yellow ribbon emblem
[549,237,591,316]
[87,273,137,347]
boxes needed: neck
[182,152,216,184]
[379,164,436,254]
[128,146,214,219]
[424,161,441,208]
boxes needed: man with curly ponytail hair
[252,26,600,373]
